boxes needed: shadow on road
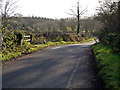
[2,42,104,88]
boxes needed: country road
[2,41,103,88]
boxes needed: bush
[97,29,120,53]
[32,32,87,44]
[2,30,35,61]
[98,28,108,42]
[92,43,120,88]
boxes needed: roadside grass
[80,38,96,43]
[92,43,120,88]
[2,38,95,62]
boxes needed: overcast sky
[2,0,119,19]
[14,0,102,19]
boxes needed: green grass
[2,38,95,62]
[80,37,96,43]
[92,43,120,88]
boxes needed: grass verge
[92,42,120,88]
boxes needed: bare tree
[1,0,18,29]
[68,1,87,34]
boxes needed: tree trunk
[77,2,80,34]
[77,16,80,34]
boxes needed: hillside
[5,16,102,34]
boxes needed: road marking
[51,46,67,49]
[51,46,62,49]
[66,58,80,89]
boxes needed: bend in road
[3,41,103,88]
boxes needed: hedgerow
[92,43,120,88]
[1,18,94,62]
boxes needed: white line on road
[66,58,80,89]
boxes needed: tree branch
[6,1,17,13]
[1,0,18,17]
[79,6,88,15]
[69,9,77,17]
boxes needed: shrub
[97,28,120,53]
[92,43,120,88]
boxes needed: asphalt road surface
[2,41,103,88]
